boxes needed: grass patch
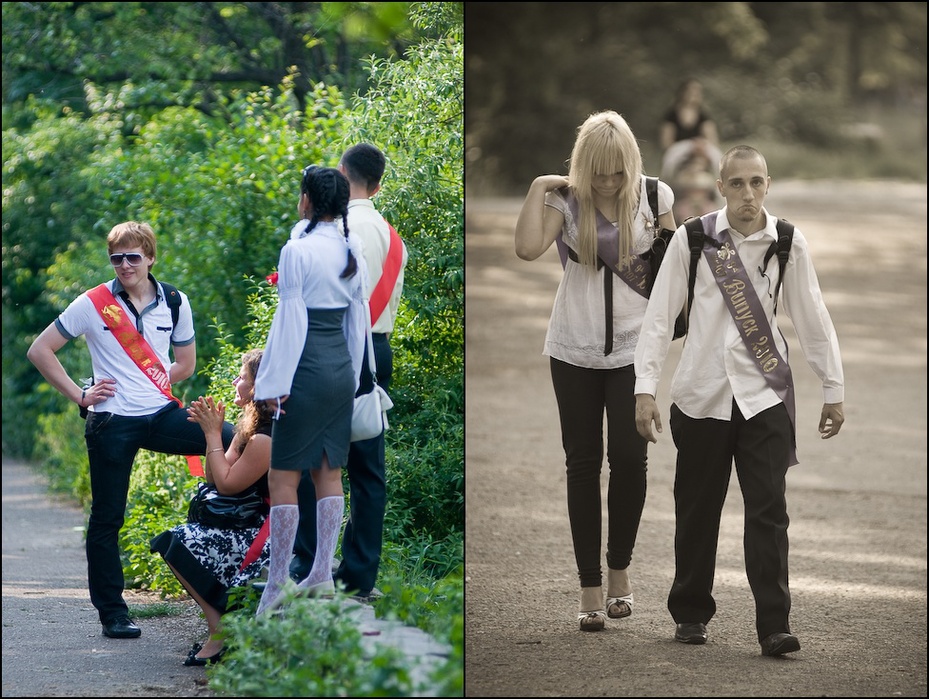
[128,601,190,619]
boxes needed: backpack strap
[760,219,794,313]
[677,217,706,337]
[159,281,181,329]
[645,176,660,223]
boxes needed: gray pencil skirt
[270,307,354,472]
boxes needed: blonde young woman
[515,110,676,631]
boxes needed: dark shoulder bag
[187,481,268,530]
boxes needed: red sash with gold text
[87,283,204,476]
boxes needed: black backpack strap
[677,216,705,338]
[760,219,794,312]
[645,175,659,223]
[159,282,182,329]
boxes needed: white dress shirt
[55,278,193,416]
[347,199,407,334]
[634,207,844,421]
[254,220,368,401]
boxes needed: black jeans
[293,332,392,595]
[667,400,792,641]
[84,402,234,623]
[550,358,648,588]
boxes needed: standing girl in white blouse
[253,166,368,614]
[515,110,676,631]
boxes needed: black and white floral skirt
[150,520,269,613]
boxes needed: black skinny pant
[550,358,648,588]
[668,400,793,641]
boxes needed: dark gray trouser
[84,402,234,623]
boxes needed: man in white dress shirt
[633,145,845,656]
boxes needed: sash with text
[698,215,798,466]
[87,283,205,477]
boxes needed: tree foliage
[2,1,418,118]
[2,0,464,543]
[464,2,927,194]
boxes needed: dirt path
[464,180,927,697]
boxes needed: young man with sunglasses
[27,220,234,640]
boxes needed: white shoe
[606,593,634,619]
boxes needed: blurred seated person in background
[659,78,722,222]
[659,77,719,153]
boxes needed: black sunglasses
[109,252,144,267]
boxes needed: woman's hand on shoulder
[516,176,569,261]
[533,174,569,192]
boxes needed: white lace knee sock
[256,504,300,615]
[298,495,344,589]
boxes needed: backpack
[160,281,182,329]
[642,176,794,339]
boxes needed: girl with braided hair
[253,165,368,614]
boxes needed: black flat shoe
[102,616,141,639]
[760,632,800,656]
[674,622,708,645]
[184,647,226,667]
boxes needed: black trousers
[84,402,234,623]
[667,400,793,641]
[549,358,648,588]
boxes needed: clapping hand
[187,395,226,437]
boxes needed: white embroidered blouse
[253,220,368,401]
[542,175,674,369]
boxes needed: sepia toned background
[464,3,926,697]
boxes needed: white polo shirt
[55,277,194,417]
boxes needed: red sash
[87,283,205,477]
[369,222,404,326]
[239,499,271,573]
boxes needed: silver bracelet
[207,447,224,455]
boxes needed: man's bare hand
[819,402,844,439]
[635,393,662,443]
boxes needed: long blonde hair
[567,111,643,268]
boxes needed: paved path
[1,457,451,697]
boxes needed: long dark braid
[300,165,357,278]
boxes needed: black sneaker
[102,616,141,639]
